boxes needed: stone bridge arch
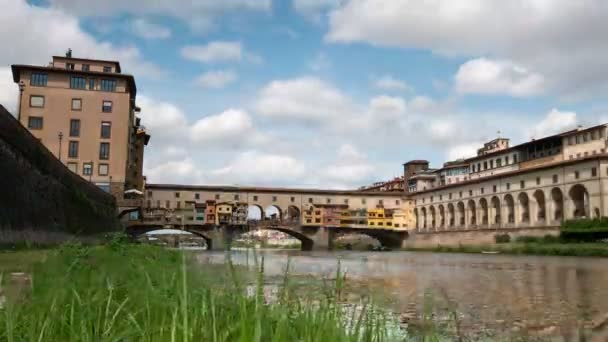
[125,224,215,249]
[333,228,408,250]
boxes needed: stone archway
[421,207,428,230]
[286,205,301,224]
[504,194,515,224]
[247,204,264,222]
[264,205,283,222]
[447,203,455,228]
[438,204,445,230]
[551,188,564,222]
[569,184,590,218]
[479,198,489,226]
[430,206,437,230]
[533,190,546,223]
[260,227,313,250]
[467,199,477,227]
[518,192,530,224]
[457,202,465,227]
[491,196,501,225]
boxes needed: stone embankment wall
[0,105,120,246]
[403,227,560,248]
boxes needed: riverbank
[404,242,608,257]
[0,243,411,341]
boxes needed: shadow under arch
[125,225,214,250]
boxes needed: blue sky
[1,0,607,188]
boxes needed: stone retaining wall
[0,105,119,246]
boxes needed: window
[98,163,109,176]
[176,202,181,209]
[459,191,463,198]
[174,192,180,198]
[165,200,171,209]
[89,78,96,90]
[484,161,488,170]
[379,199,384,205]
[27,116,43,129]
[449,193,452,200]
[102,100,112,113]
[513,155,518,163]
[481,187,485,194]
[68,141,78,158]
[592,130,597,140]
[439,195,443,200]
[575,171,580,179]
[308,198,313,203]
[362,198,366,204]
[195,193,200,200]
[469,190,473,196]
[215,194,220,200]
[29,95,44,107]
[82,64,90,71]
[71,98,82,110]
[70,76,86,89]
[103,66,112,73]
[66,63,75,70]
[30,73,48,86]
[99,142,110,160]
[291,196,295,202]
[67,162,78,173]
[253,195,258,201]
[101,122,111,138]
[520,180,525,189]
[490,160,494,169]
[592,167,597,177]
[344,199,349,204]
[100,79,117,92]
[536,177,541,185]
[234,194,239,200]
[69,119,80,137]
[506,183,511,190]
[272,196,277,202]
[583,134,588,142]
[553,175,558,184]
[83,162,93,176]
[326,198,331,204]
[493,185,497,193]
[497,158,502,167]
[505,156,509,164]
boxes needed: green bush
[560,217,608,242]
[494,233,511,244]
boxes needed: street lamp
[58,132,63,162]
[17,81,25,122]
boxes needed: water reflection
[196,250,608,340]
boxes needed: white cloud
[190,109,253,144]
[47,0,271,32]
[210,151,307,185]
[373,75,412,92]
[194,70,238,89]
[131,18,171,40]
[0,68,18,115]
[145,158,204,185]
[137,95,189,143]
[254,77,353,122]
[446,142,484,161]
[325,144,374,183]
[181,41,261,64]
[531,109,578,139]
[455,58,545,97]
[0,0,163,79]
[326,0,608,97]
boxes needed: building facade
[406,124,608,232]
[11,53,149,197]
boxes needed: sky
[2,0,608,189]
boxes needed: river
[195,250,608,340]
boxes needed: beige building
[407,124,608,231]
[11,53,149,197]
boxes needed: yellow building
[302,205,323,226]
[215,202,233,225]
[367,207,394,229]
[340,209,367,228]
[392,209,409,231]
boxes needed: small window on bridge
[291,196,295,202]
[308,198,313,203]
[215,194,220,200]
[326,198,331,204]
[195,193,200,200]
[253,195,258,201]
[396,200,400,205]
[379,199,384,205]
[234,194,239,200]
[362,199,366,204]
[272,196,277,202]
[344,199,349,204]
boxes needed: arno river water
[196,250,608,340]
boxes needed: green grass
[405,242,608,257]
[0,243,406,341]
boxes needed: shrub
[494,233,511,244]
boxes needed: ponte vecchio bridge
[126,184,413,250]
